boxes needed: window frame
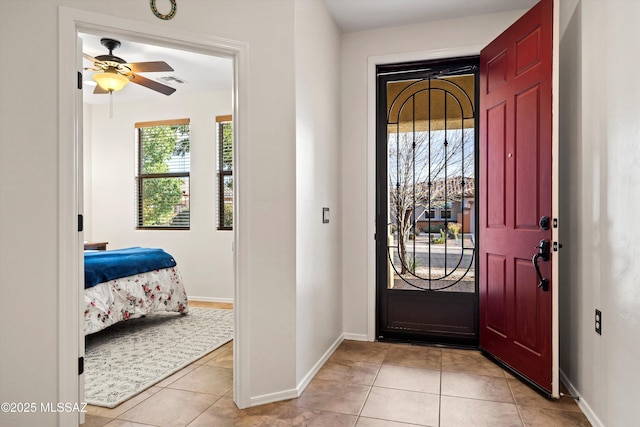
[135,118,191,230]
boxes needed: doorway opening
[376,56,479,346]
[77,28,239,408]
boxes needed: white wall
[86,91,234,300]
[294,0,343,387]
[559,1,640,426]
[0,0,298,424]
[340,10,530,338]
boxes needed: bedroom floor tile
[205,347,233,369]
[87,386,162,418]
[167,365,233,396]
[83,414,113,427]
[117,388,220,427]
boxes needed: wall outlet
[595,309,602,335]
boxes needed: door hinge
[78,356,84,375]
[78,214,83,232]
[77,71,82,90]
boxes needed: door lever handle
[532,239,550,292]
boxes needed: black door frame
[375,56,481,346]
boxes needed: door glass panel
[386,75,476,292]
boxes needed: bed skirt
[84,267,189,335]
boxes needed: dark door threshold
[377,333,478,350]
[480,348,553,399]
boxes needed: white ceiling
[80,32,232,105]
[321,0,538,33]
[81,1,538,104]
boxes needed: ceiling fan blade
[128,61,174,73]
[93,84,109,94]
[130,73,176,96]
[83,53,99,64]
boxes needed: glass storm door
[376,58,479,345]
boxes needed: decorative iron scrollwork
[150,0,177,20]
[386,75,477,291]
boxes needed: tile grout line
[354,347,389,425]
[356,356,384,420]
[506,376,526,427]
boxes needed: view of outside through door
[386,74,476,292]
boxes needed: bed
[84,247,189,335]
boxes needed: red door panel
[480,0,554,393]
[515,85,541,229]
[513,258,541,351]
[486,254,507,335]
[487,104,507,228]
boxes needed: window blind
[135,118,191,229]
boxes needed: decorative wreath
[150,0,177,20]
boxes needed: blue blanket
[84,247,177,289]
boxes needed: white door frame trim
[57,9,252,422]
[366,45,484,342]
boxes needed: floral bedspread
[84,267,189,335]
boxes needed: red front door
[479,0,555,394]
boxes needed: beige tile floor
[84,312,591,426]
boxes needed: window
[135,119,190,229]
[217,115,233,230]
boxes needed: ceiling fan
[84,38,176,96]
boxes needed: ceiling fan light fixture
[93,67,129,92]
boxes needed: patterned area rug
[84,307,233,408]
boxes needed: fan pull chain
[109,91,114,119]
[150,0,177,20]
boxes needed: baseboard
[342,332,370,341]
[188,296,234,304]
[249,388,299,407]
[296,334,344,395]
[248,334,345,407]
[559,369,604,427]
